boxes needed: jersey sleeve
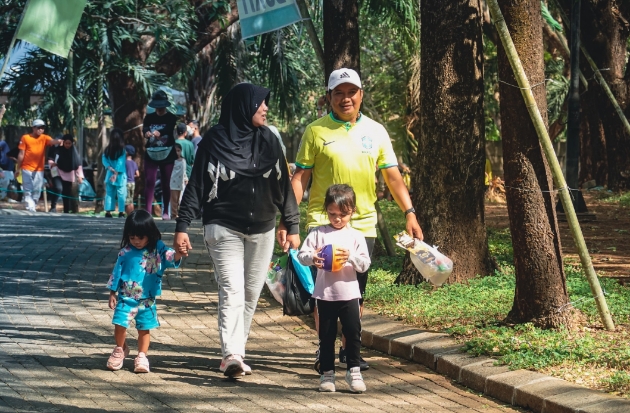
[376,124,398,169]
[18,136,26,151]
[295,125,317,169]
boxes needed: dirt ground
[485,191,630,279]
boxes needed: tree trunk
[107,72,147,204]
[557,0,630,189]
[397,0,492,285]
[323,0,360,77]
[497,0,572,328]
[187,42,219,133]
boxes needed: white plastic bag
[394,231,453,286]
[266,256,286,305]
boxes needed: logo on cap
[339,72,351,79]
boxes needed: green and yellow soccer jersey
[296,113,398,237]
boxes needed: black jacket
[175,137,300,236]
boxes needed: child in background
[297,184,370,393]
[106,210,182,373]
[125,145,139,215]
[169,143,187,220]
[102,128,127,218]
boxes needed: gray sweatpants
[203,224,275,358]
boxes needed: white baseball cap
[32,119,45,127]
[327,68,362,91]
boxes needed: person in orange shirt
[15,119,62,212]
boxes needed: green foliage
[0,0,196,130]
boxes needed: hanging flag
[237,0,302,39]
[16,0,87,58]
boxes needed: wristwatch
[404,207,416,216]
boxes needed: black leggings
[317,298,361,372]
[49,177,73,213]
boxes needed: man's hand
[108,291,117,310]
[15,169,20,179]
[406,213,424,241]
[174,232,192,257]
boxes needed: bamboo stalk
[295,0,325,73]
[486,0,614,331]
[550,0,630,138]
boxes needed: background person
[187,119,202,153]
[175,122,195,178]
[47,134,84,213]
[102,128,128,218]
[169,143,187,220]
[125,145,139,215]
[143,90,178,219]
[278,68,424,371]
[15,119,62,212]
[174,83,300,378]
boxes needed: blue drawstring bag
[288,249,314,294]
[79,180,96,201]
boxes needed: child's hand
[174,251,183,262]
[334,247,350,267]
[313,247,324,269]
[108,291,117,310]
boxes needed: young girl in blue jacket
[106,210,182,373]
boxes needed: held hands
[276,221,300,252]
[174,232,193,257]
[108,291,117,310]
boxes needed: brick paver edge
[358,309,630,413]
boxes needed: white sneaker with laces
[319,370,336,392]
[345,367,366,393]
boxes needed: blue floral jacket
[107,240,180,302]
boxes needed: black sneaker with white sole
[338,346,369,371]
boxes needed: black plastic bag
[282,253,315,316]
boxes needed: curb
[359,310,630,413]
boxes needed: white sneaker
[219,354,244,378]
[345,367,366,393]
[242,361,252,375]
[319,370,336,392]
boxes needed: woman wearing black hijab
[174,83,300,378]
[47,134,83,213]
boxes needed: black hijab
[199,83,280,177]
[53,135,81,172]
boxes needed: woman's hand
[108,291,117,310]
[174,232,193,257]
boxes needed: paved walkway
[0,214,524,412]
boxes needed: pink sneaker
[134,352,150,373]
[107,344,129,371]
[162,213,170,221]
[219,354,244,378]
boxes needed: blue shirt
[107,240,180,301]
[126,159,138,183]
